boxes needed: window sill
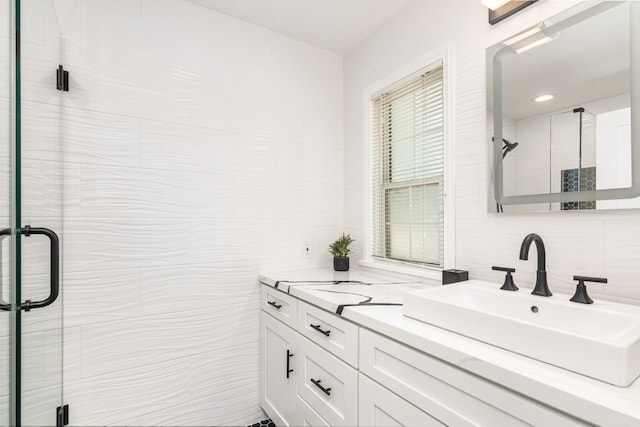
[358,258,442,284]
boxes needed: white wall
[504,114,551,198]
[344,0,640,306]
[31,0,343,425]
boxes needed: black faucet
[519,233,552,296]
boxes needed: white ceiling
[187,0,413,54]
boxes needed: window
[370,60,446,269]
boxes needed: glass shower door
[2,0,65,425]
[551,109,597,210]
[1,0,17,425]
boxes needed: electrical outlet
[303,240,313,259]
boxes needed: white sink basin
[403,280,640,386]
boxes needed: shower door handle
[19,226,60,312]
[0,228,10,311]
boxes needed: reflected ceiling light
[504,23,556,54]
[503,26,542,46]
[514,35,554,54]
[534,94,554,102]
[481,0,511,10]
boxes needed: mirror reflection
[488,1,640,212]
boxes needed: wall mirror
[487,1,640,212]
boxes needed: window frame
[360,42,455,280]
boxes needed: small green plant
[328,233,354,258]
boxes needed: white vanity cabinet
[261,282,597,427]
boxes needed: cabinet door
[261,311,298,427]
[359,373,444,427]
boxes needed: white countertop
[259,268,640,426]
[259,268,432,314]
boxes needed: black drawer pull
[310,324,331,336]
[267,301,282,310]
[310,378,331,396]
[286,350,294,379]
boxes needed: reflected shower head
[502,138,519,158]
[492,137,519,159]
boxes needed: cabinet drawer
[262,286,298,329]
[296,395,330,427]
[297,336,358,427]
[298,300,358,367]
[359,373,444,427]
[360,329,585,427]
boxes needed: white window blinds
[370,62,444,267]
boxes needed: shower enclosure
[2,0,66,425]
[496,106,598,212]
[550,108,597,210]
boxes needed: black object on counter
[442,269,469,285]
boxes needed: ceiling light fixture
[483,0,539,25]
[534,94,554,103]
[481,0,510,10]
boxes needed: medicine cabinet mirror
[487,1,640,212]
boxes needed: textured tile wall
[14,0,344,425]
[344,0,640,306]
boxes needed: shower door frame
[6,0,66,425]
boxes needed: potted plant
[328,233,354,271]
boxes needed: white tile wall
[344,0,640,305]
[63,269,141,327]
[11,0,345,425]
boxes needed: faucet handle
[570,276,607,304]
[492,266,519,291]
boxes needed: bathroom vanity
[259,269,640,426]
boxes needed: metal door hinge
[56,404,69,427]
[56,65,69,91]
